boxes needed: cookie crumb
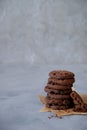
[48,114,62,119]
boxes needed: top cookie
[49,70,74,79]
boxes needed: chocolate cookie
[70,91,83,105]
[44,86,72,95]
[47,93,70,99]
[70,91,87,112]
[45,97,71,105]
[47,83,73,90]
[46,104,70,110]
[73,104,87,112]
[49,70,74,79]
[48,78,75,86]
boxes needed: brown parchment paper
[38,94,87,117]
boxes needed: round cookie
[49,70,74,79]
[46,104,70,110]
[47,83,73,90]
[48,78,75,86]
[47,93,70,99]
[70,91,87,112]
[45,97,71,105]
[70,91,83,105]
[44,86,72,95]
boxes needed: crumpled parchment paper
[38,94,87,117]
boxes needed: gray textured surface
[0,0,87,65]
[0,63,87,130]
[0,0,87,130]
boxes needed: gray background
[0,0,87,130]
[0,0,87,65]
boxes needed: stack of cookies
[44,70,75,110]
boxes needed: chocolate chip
[60,90,64,94]
[53,73,56,75]
[50,91,55,94]
[52,82,55,85]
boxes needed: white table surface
[0,63,87,130]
